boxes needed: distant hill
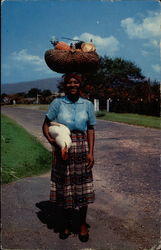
[1,78,61,94]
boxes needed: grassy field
[1,114,52,184]
[96,111,161,129]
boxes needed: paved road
[2,107,161,250]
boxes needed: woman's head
[63,73,84,97]
[63,73,83,85]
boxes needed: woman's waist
[71,129,85,134]
[70,130,87,140]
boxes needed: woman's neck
[67,94,79,103]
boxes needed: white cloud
[121,12,160,39]
[11,49,53,74]
[73,32,119,56]
[144,39,160,48]
[152,64,161,74]
[11,49,43,66]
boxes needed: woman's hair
[63,73,84,85]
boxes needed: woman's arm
[86,125,95,168]
[42,116,56,145]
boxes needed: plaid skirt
[50,131,95,208]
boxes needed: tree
[105,57,144,84]
[1,93,7,103]
[41,89,52,97]
[16,92,27,98]
[81,56,145,99]
[56,56,160,115]
[27,88,41,98]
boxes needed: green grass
[1,114,52,184]
[95,111,161,129]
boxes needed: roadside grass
[1,114,52,184]
[96,111,161,129]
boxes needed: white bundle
[49,122,72,160]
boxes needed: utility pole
[94,99,99,112]
[36,94,41,104]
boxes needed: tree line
[61,56,159,116]
[1,56,160,116]
[1,88,55,104]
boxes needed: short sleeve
[46,98,60,121]
[87,101,96,126]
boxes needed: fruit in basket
[81,42,96,52]
[51,40,71,51]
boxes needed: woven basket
[44,49,100,73]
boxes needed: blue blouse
[46,96,96,132]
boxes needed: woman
[42,73,96,242]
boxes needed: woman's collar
[63,96,84,104]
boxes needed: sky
[1,0,161,84]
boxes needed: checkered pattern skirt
[50,131,95,209]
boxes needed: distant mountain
[1,78,61,94]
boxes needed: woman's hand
[47,136,56,145]
[47,136,59,148]
[86,128,95,169]
[86,153,94,169]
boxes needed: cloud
[121,12,160,39]
[152,64,161,74]
[144,39,160,48]
[11,49,43,66]
[73,32,119,56]
[11,49,53,74]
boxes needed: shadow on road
[35,201,88,236]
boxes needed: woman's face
[65,77,80,95]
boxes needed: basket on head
[44,49,100,73]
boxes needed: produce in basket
[81,42,96,52]
[54,41,71,51]
[45,40,100,73]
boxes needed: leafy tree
[82,56,145,99]
[16,92,27,98]
[56,56,159,115]
[1,93,7,103]
[27,88,41,98]
[41,89,52,97]
[1,93,7,98]
[106,57,144,83]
